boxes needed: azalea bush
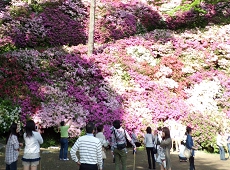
[1,0,230,151]
[1,0,230,51]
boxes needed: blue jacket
[186,134,194,156]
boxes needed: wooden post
[87,0,96,56]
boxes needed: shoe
[59,158,63,160]
[63,158,69,161]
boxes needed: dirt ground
[0,147,230,170]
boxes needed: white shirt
[23,131,43,159]
[217,134,225,146]
[96,132,108,147]
[179,145,186,157]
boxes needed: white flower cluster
[155,65,178,89]
[155,65,172,78]
[0,105,21,133]
[126,46,157,66]
[157,77,179,89]
[185,77,222,115]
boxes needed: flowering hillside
[0,0,230,151]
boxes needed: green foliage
[69,129,86,146]
[121,71,131,82]
[30,3,44,13]
[0,44,16,54]
[167,0,206,16]
[202,0,229,4]
[10,6,29,18]
[41,138,58,148]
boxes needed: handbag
[114,129,127,150]
[152,134,158,154]
[184,147,192,159]
[102,150,107,159]
[117,143,126,150]
[153,147,157,154]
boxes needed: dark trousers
[79,163,98,170]
[146,147,155,169]
[5,161,17,170]
[189,156,195,170]
[59,138,68,159]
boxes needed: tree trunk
[87,0,96,56]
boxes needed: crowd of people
[4,119,230,170]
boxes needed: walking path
[0,146,229,170]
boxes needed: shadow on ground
[0,147,229,170]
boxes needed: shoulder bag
[114,129,126,150]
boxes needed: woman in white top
[22,120,43,170]
[144,127,156,169]
[96,125,109,169]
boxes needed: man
[70,122,103,170]
[111,120,136,170]
[59,117,72,160]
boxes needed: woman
[160,127,172,170]
[144,127,156,169]
[96,124,109,169]
[186,126,198,170]
[22,120,43,170]
[5,123,22,170]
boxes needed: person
[178,141,187,162]
[159,127,172,170]
[95,124,109,169]
[131,128,141,154]
[216,130,226,161]
[226,131,230,157]
[110,120,136,170]
[5,123,23,170]
[174,124,181,152]
[144,127,156,169]
[59,117,72,161]
[153,129,160,160]
[70,122,103,170]
[186,126,198,170]
[169,125,175,152]
[22,120,43,170]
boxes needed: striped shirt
[5,134,19,165]
[70,134,103,169]
[111,127,135,151]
